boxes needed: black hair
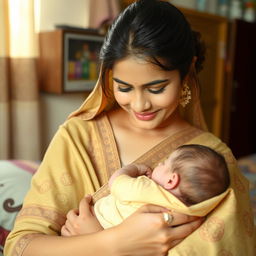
[99,0,205,95]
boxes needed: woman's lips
[134,111,158,121]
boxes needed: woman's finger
[64,219,77,235]
[136,204,202,227]
[61,225,71,237]
[168,211,202,226]
[167,217,204,240]
[79,195,93,218]
[66,209,79,221]
[169,239,183,248]
[136,204,169,214]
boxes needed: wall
[40,93,89,153]
[36,0,90,154]
[36,0,90,32]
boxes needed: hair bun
[192,31,206,73]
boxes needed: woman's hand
[111,204,204,256]
[61,195,103,236]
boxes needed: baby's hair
[172,144,230,205]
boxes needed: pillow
[0,160,38,254]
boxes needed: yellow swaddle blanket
[94,170,255,255]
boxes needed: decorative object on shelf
[229,0,243,19]
[64,33,102,90]
[243,1,255,22]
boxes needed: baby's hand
[109,164,152,187]
[134,164,152,178]
[61,195,103,237]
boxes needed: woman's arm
[23,230,115,256]
[24,204,203,256]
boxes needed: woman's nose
[131,92,151,112]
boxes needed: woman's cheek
[155,94,179,108]
[114,91,131,106]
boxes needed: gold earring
[179,83,191,107]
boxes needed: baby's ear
[164,173,180,190]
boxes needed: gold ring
[163,212,173,225]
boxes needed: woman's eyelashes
[117,86,132,92]
[117,85,167,94]
[148,87,166,94]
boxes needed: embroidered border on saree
[16,204,66,229]
[92,126,204,203]
[11,234,41,256]
[11,205,66,256]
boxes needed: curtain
[89,0,120,28]
[0,0,41,160]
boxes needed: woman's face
[112,56,182,130]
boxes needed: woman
[4,0,255,255]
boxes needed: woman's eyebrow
[113,78,131,86]
[113,77,169,86]
[144,79,169,86]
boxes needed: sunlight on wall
[0,0,8,57]
[37,0,90,31]
[34,0,41,33]
[8,0,38,57]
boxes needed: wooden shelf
[38,30,104,94]
[39,30,64,94]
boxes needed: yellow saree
[4,69,255,255]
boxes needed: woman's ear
[164,172,180,190]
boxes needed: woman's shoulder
[53,113,109,140]
[189,130,230,152]
[61,113,108,130]
[188,130,237,164]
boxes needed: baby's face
[151,155,174,187]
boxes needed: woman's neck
[107,108,192,165]
[110,108,191,137]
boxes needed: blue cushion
[0,160,38,254]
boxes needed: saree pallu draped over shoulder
[4,114,120,255]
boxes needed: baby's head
[152,144,230,205]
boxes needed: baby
[61,144,230,233]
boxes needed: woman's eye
[117,86,132,92]
[148,87,166,94]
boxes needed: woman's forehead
[112,56,178,83]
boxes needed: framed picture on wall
[63,33,104,92]
[39,30,104,94]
